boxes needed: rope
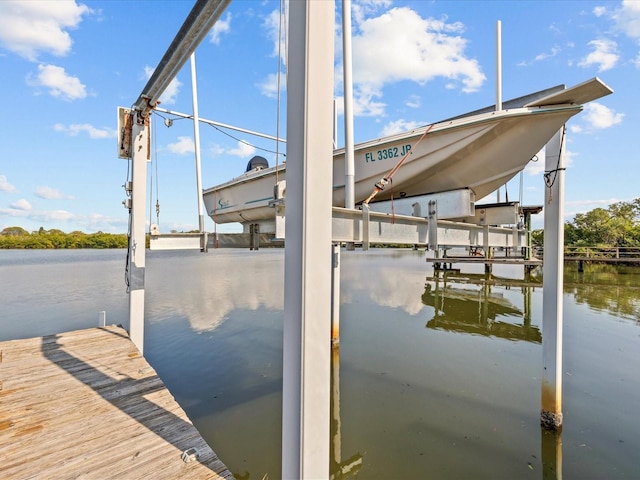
[363,123,434,205]
[544,127,566,203]
[152,110,285,158]
[206,123,284,157]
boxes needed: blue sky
[0,0,637,234]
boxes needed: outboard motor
[245,155,269,172]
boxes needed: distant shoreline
[0,227,130,249]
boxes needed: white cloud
[144,66,182,105]
[27,64,87,100]
[227,141,256,158]
[609,0,640,68]
[335,6,485,116]
[380,119,424,137]
[256,72,286,99]
[524,147,546,176]
[611,0,640,39]
[264,8,287,63]
[33,209,75,222]
[524,161,545,176]
[582,102,624,129]
[167,136,195,155]
[593,6,607,17]
[564,197,625,218]
[352,8,485,94]
[53,123,116,139]
[406,95,421,108]
[209,12,231,45]
[0,175,17,193]
[0,205,126,232]
[524,145,576,177]
[578,38,619,71]
[208,144,226,157]
[523,146,576,175]
[0,0,91,61]
[267,5,484,116]
[35,186,73,200]
[209,141,256,159]
[535,46,561,62]
[352,0,393,25]
[518,46,560,67]
[82,213,128,232]
[10,199,31,211]
[352,84,386,117]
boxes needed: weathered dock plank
[0,325,234,480]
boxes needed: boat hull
[204,105,578,225]
[203,77,613,227]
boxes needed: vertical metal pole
[331,346,342,470]
[331,243,341,345]
[128,112,149,355]
[362,204,370,251]
[495,20,502,111]
[428,200,438,252]
[98,311,106,328]
[190,53,207,252]
[525,211,532,260]
[282,1,334,478]
[541,128,566,430]
[342,0,355,211]
[333,99,338,149]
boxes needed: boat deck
[0,326,234,480]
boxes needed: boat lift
[118,1,611,477]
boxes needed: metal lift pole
[282,0,335,477]
[190,53,207,251]
[342,0,355,211]
[541,127,566,430]
[127,113,150,354]
[126,0,231,353]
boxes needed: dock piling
[541,127,566,431]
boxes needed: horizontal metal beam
[133,0,231,117]
[331,206,526,248]
[154,106,285,143]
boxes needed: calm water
[1,249,638,479]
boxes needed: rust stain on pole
[541,381,563,431]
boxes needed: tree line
[2,198,639,249]
[0,227,129,249]
[531,198,640,248]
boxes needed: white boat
[203,78,612,229]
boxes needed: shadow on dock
[0,326,233,479]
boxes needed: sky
[0,0,637,234]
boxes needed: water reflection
[423,271,542,343]
[146,250,284,332]
[542,428,563,480]
[330,347,363,479]
[339,251,428,316]
[565,263,640,324]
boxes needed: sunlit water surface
[1,248,638,479]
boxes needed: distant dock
[0,326,234,480]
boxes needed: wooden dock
[0,326,234,480]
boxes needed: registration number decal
[364,144,411,163]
